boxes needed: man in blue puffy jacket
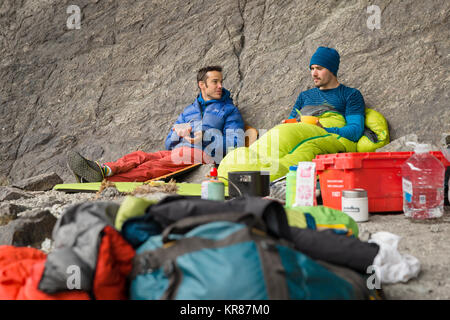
[286,46,366,142]
[165,65,245,160]
[67,66,245,182]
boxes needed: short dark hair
[197,66,223,84]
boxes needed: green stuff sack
[287,206,359,238]
[357,108,390,152]
[284,207,309,229]
[115,196,156,231]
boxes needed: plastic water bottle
[285,166,297,207]
[401,143,445,219]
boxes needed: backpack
[129,212,362,300]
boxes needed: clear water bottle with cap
[402,143,445,219]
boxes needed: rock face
[0,0,449,183]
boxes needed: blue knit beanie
[309,47,340,76]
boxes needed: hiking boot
[67,151,105,183]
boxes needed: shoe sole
[67,151,104,182]
[67,162,82,183]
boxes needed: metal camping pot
[341,188,369,222]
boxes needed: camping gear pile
[0,195,386,300]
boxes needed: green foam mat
[53,182,229,197]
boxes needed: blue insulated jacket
[164,88,245,161]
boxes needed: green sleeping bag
[218,107,389,184]
[219,110,354,183]
[356,108,390,152]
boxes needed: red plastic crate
[313,151,450,213]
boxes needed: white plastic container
[341,189,369,222]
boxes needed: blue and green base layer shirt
[288,84,365,142]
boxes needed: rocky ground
[1,170,449,300]
[358,209,450,300]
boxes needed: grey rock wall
[1,0,449,183]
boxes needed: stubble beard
[313,78,322,88]
[314,77,330,89]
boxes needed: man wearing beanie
[287,46,365,142]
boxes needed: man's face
[199,71,223,101]
[310,64,334,88]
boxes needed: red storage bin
[313,151,450,213]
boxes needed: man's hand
[184,131,203,145]
[173,123,192,138]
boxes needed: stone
[0,186,34,201]
[100,187,122,198]
[0,175,9,186]
[377,134,440,153]
[12,172,63,191]
[33,194,65,209]
[377,134,419,152]
[0,203,30,226]
[0,209,57,248]
[430,225,441,233]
